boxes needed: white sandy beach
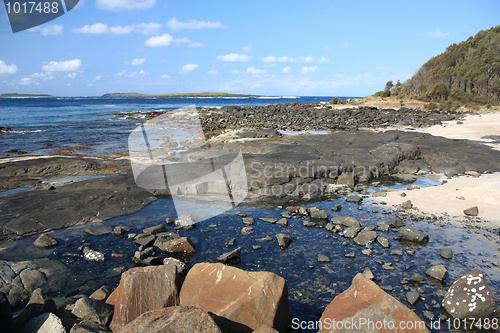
[371,111,500,227]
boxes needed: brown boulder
[119,306,221,333]
[106,258,186,331]
[319,273,429,332]
[180,262,289,333]
[164,237,196,255]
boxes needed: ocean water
[0,96,338,157]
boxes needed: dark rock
[376,221,390,232]
[135,234,155,247]
[426,265,448,282]
[331,216,361,228]
[302,220,316,228]
[142,224,166,235]
[463,206,479,216]
[84,226,112,236]
[345,195,363,204]
[331,204,342,212]
[0,292,11,332]
[133,247,156,264]
[398,227,429,244]
[12,288,57,331]
[21,312,66,333]
[72,297,114,325]
[217,247,242,263]
[422,310,434,321]
[33,233,58,249]
[111,226,132,237]
[408,274,426,284]
[276,218,288,228]
[69,320,112,333]
[343,227,361,239]
[90,286,111,302]
[442,269,497,319]
[225,238,236,247]
[390,250,403,256]
[259,217,278,223]
[440,248,453,260]
[390,216,405,228]
[401,200,413,210]
[119,306,222,333]
[382,263,394,270]
[307,207,330,220]
[406,291,420,306]
[352,230,377,246]
[242,217,255,225]
[275,234,294,249]
[165,218,174,225]
[317,254,330,263]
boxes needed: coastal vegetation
[0,93,53,98]
[373,26,500,110]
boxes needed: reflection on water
[0,190,498,332]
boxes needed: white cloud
[282,66,291,74]
[0,60,18,75]
[126,58,147,66]
[232,67,267,77]
[261,55,313,63]
[31,72,55,80]
[42,59,82,72]
[318,57,330,63]
[18,77,38,86]
[189,42,204,48]
[167,17,224,31]
[38,24,64,36]
[241,45,252,53]
[96,0,156,12]
[299,65,319,73]
[207,69,218,75]
[427,28,449,38]
[66,73,77,79]
[145,33,174,47]
[216,53,252,62]
[160,74,171,79]
[95,75,103,81]
[127,70,147,78]
[180,64,198,73]
[73,22,161,35]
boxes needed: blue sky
[0,0,498,97]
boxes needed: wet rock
[440,248,453,260]
[225,238,236,247]
[119,306,222,333]
[442,269,497,319]
[133,247,156,264]
[307,207,330,220]
[353,230,377,246]
[217,247,242,264]
[376,221,390,232]
[331,204,342,212]
[0,292,11,331]
[345,252,355,258]
[84,226,112,236]
[376,236,390,248]
[21,312,66,333]
[422,310,434,321]
[361,249,373,257]
[345,195,363,204]
[463,206,479,216]
[398,227,429,244]
[135,234,155,247]
[69,320,111,333]
[390,216,405,228]
[90,286,111,302]
[342,227,361,239]
[142,224,166,235]
[241,227,253,235]
[302,220,316,228]
[406,290,420,306]
[180,262,289,333]
[362,267,374,280]
[390,250,403,257]
[106,259,186,331]
[12,288,57,331]
[401,200,413,210]
[317,254,330,263]
[331,216,361,228]
[324,223,335,232]
[72,297,114,325]
[83,248,105,262]
[174,215,198,230]
[275,234,294,249]
[33,233,58,249]
[165,218,174,225]
[408,274,426,284]
[382,263,394,271]
[242,217,255,225]
[259,217,278,223]
[252,245,262,250]
[111,226,131,237]
[426,265,448,282]
[380,285,393,292]
[276,218,288,228]
[319,272,429,333]
[162,237,196,256]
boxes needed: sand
[371,111,500,228]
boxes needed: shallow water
[0,184,498,332]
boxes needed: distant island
[0,93,54,98]
[101,92,263,99]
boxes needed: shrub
[330,97,343,104]
[426,102,439,110]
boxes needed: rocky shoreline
[1,103,499,332]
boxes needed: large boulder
[319,272,429,332]
[442,269,497,319]
[106,258,186,331]
[180,262,289,333]
[398,227,429,244]
[20,312,66,333]
[119,306,222,333]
